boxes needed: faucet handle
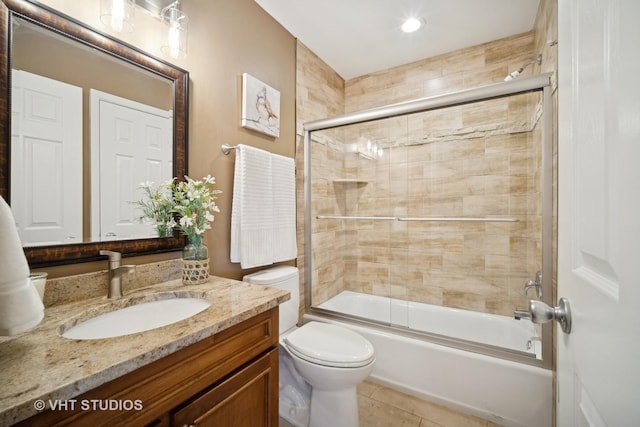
[99,250,121,261]
[523,271,543,299]
[120,265,137,274]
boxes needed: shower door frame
[303,73,554,369]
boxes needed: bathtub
[318,291,542,358]
[307,291,552,427]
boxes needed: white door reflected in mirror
[90,89,173,241]
[11,70,82,247]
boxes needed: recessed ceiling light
[401,17,425,33]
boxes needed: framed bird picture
[241,73,280,137]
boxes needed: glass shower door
[307,85,550,362]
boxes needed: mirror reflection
[11,17,174,247]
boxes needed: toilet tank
[243,266,299,333]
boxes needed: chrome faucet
[100,250,136,299]
[524,271,543,299]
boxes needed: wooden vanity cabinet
[172,349,277,426]
[19,308,279,427]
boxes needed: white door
[557,0,640,425]
[90,90,173,241]
[11,70,82,246]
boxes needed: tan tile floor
[280,380,501,427]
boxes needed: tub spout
[514,310,531,320]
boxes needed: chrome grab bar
[316,215,519,222]
[399,217,519,222]
[316,215,397,221]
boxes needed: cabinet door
[172,349,278,427]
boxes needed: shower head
[504,54,542,81]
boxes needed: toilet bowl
[244,266,375,427]
[283,321,375,427]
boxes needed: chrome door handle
[514,298,572,334]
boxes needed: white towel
[0,196,44,335]
[230,146,298,269]
[271,153,297,263]
[230,144,275,268]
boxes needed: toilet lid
[284,321,375,368]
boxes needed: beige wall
[35,0,297,280]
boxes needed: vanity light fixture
[160,0,189,59]
[401,17,425,33]
[100,0,189,59]
[100,0,135,33]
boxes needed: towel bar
[221,144,237,155]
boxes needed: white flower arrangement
[133,175,221,243]
[172,175,222,245]
[133,179,177,237]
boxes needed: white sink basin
[61,298,211,340]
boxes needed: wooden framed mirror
[0,0,189,266]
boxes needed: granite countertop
[0,276,289,425]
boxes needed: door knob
[514,297,572,334]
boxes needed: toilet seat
[283,321,375,368]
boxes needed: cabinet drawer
[20,308,278,426]
[172,349,279,427]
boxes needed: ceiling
[254,0,541,80]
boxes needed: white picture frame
[241,73,280,137]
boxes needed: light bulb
[168,24,180,58]
[161,5,188,59]
[111,0,124,32]
[100,0,133,33]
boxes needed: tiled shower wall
[297,0,558,318]
[344,32,537,112]
[295,44,345,313]
[324,94,544,316]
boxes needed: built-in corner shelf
[332,179,368,185]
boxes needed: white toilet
[244,266,375,427]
